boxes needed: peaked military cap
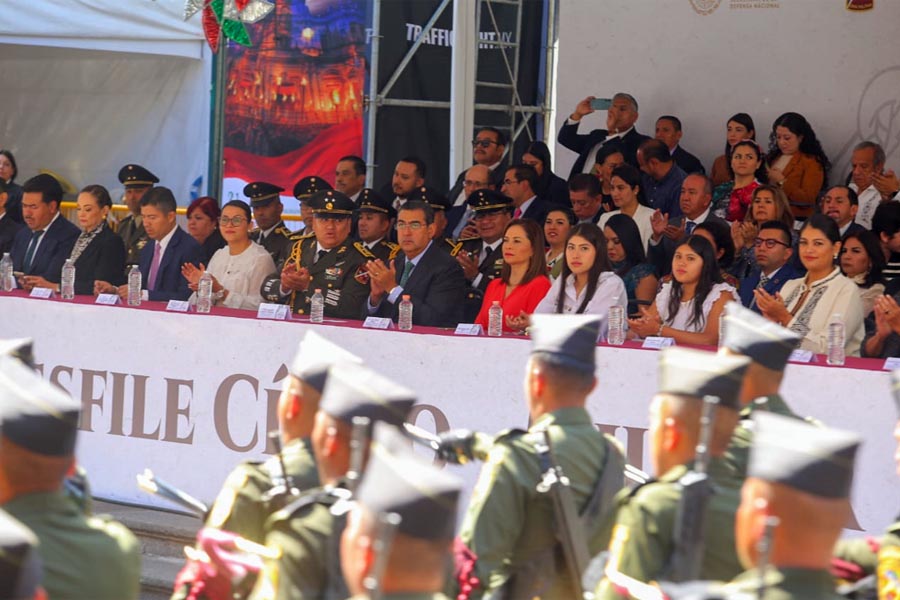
[465,189,513,214]
[356,422,462,540]
[357,188,395,219]
[0,510,41,600]
[319,362,415,428]
[0,355,81,456]
[529,314,602,375]
[407,186,450,212]
[244,181,285,207]
[0,338,35,369]
[293,176,332,199]
[310,190,354,218]
[658,347,750,410]
[721,302,801,372]
[749,411,860,499]
[289,331,363,393]
[118,164,159,189]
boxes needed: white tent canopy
[0,0,212,204]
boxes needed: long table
[0,292,896,535]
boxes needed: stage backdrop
[554,1,900,183]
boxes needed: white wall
[554,1,900,182]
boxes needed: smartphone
[590,98,612,111]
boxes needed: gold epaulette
[275,226,292,237]
[289,231,315,242]
[388,245,402,261]
[458,235,480,242]
[353,241,376,259]
[383,240,400,250]
[446,238,464,257]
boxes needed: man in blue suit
[96,186,201,302]
[12,174,79,291]
[738,221,800,313]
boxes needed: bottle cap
[402,294,410,300]
[315,288,322,293]
[492,300,500,306]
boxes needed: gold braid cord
[287,239,304,311]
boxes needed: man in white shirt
[850,141,897,229]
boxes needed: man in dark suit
[11,174,79,291]
[0,180,22,255]
[97,186,201,302]
[445,164,495,240]
[648,173,728,276]
[500,164,548,224]
[569,174,604,224]
[655,115,705,175]
[738,221,800,313]
[364,200,466,327]
[822,185,867,239]
[558,92,650,177]
[445,127,508,237]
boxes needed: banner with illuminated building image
[221,0,366,212]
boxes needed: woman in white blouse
[531,224,626,339]
[598,163,655,252]
[755,214,864,356]
[628,235,735,346]
[181,200,275,310]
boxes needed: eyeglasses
[503,179,520,186]
[396,221,426,230]
[219,216,247,226]
[472,139,498,148]
[463,180,488,188]
[753,237,790,249]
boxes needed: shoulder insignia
[493,427,527,443]
[388,245,402,261]
[207,466,251,527]
[275,226,291,237]
[290,231,315,242]
[447,239,464,257]
[337,245,347,255]
[382,240,399,250]
[353,241,376,259]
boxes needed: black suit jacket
[370,242,467,327]
[672,146,706,176]
[11,214,80,283]
[138,226,203,301]
[0,215,22,256]
[647,213,730,277]
[73,226,127,295]
[519,197,550,225]
[557,122,649,177]
[841,222,867,240]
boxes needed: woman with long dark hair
[598,164,654,251]
[604,214,657,317]
[840,229,885,317]
[544,205,576,280]
[522,141,569,206]
[628,235,735,346]
[709,113,756,187]
[711,140,766,222]
[766,112,829,220]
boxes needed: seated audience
[730,184,795,279]
[475,219,551,333]
[709,113,756,187]
[628,235,735,346]
[0,180,23,255]
[862,293,900,358]
[186,196,226,264]
[840,229,885,317]
[694,220,740,288]
[182,200,275,310]
[501,164,548,223]
[0,149,23,223]
[598,164,654,251]
[637,138,686,218]
[873,202,900,284]
[604,213,658,317]
[355,188,397,262]
[521,141,569,206]
[711,140,765,222]
[822,185,866,239]
[558,93,649,175]
[593,147,625,213]
[386,156,426,210]
[765,112,828,220]
[569,173,605,225]
[737,221,800,313]
[334,154,366,203]
[12,174,80,291]
[543,205,576,279]
[655,115,705,175]
[447,157,501,239]
[849,141,891,229]
[755,214,864,356]
[117,163,157,268]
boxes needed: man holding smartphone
[558,92,649,178]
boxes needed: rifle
[756,516,779,600]
[666,395,718,582]
[137,469,210,519]
[261,431,301,507]
[346,416,371,494]
[362,511,402,600]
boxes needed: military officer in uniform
[246,181,294,269]
[356,188,398,262]
[0,355,141,600]
[341,423,463,600]
[439,314,625,599]
[596,347,751,599]
[260,190,373,319]
[294,175,332,232]
[249,362,415,600]
[117,163,157,268]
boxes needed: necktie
[259,231,267,244]
[23,230,45,272]
[685,221,696,235]
[480,243,493,267]
[513,208,522,220]
[147,241,162,291]
[400,261,414,287]
[316,249,328,263]
[757,273,770,289]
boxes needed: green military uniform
[459,408,620,599]
[833,519,900,581]
[0,508,42,600]
[724,394,799,482]
[206,437,319,543]
[117,213,149,267]
[364,237,399,263]
[252,220,295,270]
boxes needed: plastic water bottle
[607,305,625,345]
[0,253,14,291]
[60,259,76,300]
[196,271,213,314]
[488,301,503,337]
[717,312,726,348]
[310,288,325,323]
[127,265,142,306]
[827,313,845,366]
[398,294,413,331]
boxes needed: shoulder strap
[388,245,402,261]
[353,241,375,259]
[580,434,625,524]
[447,239,463,257]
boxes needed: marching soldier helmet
[357,188,395,220]
[0,509,42,600]
[118,164,159,189]
[243,181,285,208]
[529,314,602,376]
[319,362,415,429]
[658,347,751,410]
[289,331,363,394]
[721,302,801,372]
[293,176,332,200]
[0,338,35,369]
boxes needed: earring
[833,254,838,260]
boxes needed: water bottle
[717,312,726,349]
[196,271,213,314]
[60,259,76,300]
[0,253,14,291]
[310,288,325,323]
[127,265,142,306]
[607,305,625,346]
[398,295,413,331]
[488,301,503,337]
[827,313,845,366]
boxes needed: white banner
[0,295,895,536]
